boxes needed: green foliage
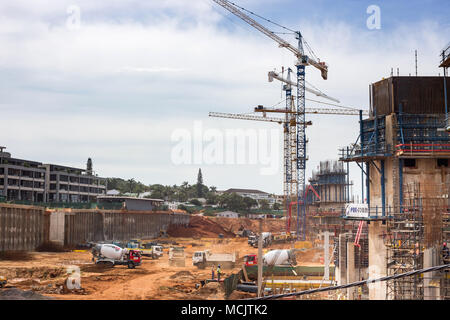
[189,198,201,206]
[106,177,150,195]
[243,197,258,211]
[272,202,281,210]
[196,168,204,197]
[206,191,218,205]
[259,199,270,210]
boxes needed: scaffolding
[386,182,450,300]
[306,160,353,237]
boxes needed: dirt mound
[0,251,33,261]
[0,288,54,300]
[36,242,68,252]
[196,281,225,300]
[210,217,285,234]
[167,216,235,238]
[0,267,67,280]
[170,271,195,280]
[228,290,256,300]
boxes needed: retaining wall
[0,203,47,251]
[63,210,190,246]
[0,204,190,250]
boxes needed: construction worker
[211,265,215,280]
[217,265,222,282]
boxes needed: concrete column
[424,247,439,300]
[368,221,387,300]
[49,211,65,246]
[338,233,347,286]
[257,219,263,297]
[324,231,330,281]
[347,242,356,299]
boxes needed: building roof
[216,210,240,216]
[0,157,43,167]
[106,189,121,196]
[224,188,268,195]
[97,196,164,202]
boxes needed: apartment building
[0,147,106,203]
[222,188,280,205]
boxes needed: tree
[243,197,258,211]
[206,192,218,205]
[128,178,136,193]
[272,202,281,210]
[86,158,93,175]
[189,198,201,206]
[259,199,270,211]
[196,168,204,198]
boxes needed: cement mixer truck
[91,243,142,269]
[262,249,297,266]
[244,249,297,267]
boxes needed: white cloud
[0,1,448,194]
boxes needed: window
[437,159,449,168]
[404,159,416,168]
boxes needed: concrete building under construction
[339,72,450,299]
[306,160,353,236]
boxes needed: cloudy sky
[1,0,449,196]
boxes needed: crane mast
[212,0,329,239]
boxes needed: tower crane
[212,0,332,240]
[209,107,368,233]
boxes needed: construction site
[0,0,449,301]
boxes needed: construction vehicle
[140,243,163,259]
[91,243,142,269]
[0,276,6,288]
[248,232,272,248]
[125,240,163,259]
[272,232,293,243]
[243,254,257,267]
[244,249,297,268]
[169,246,185,267]
[125,240,142,254]
[263,249,297,266]
[247,234,257,246]
[236,228,253,238]
[192,250,238,269]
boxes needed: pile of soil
[170,271,195,280]
[228,290,256,300]
[211,217,286,234]
[36,242,68,252]
[195,281,225,300]
[0,251,33,261]
[0,288,54,300]
[0,266,66,280]
[167,216,235,238]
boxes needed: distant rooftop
[0,146,95,174]
[97,195,164,202]
[224,188,268,195]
